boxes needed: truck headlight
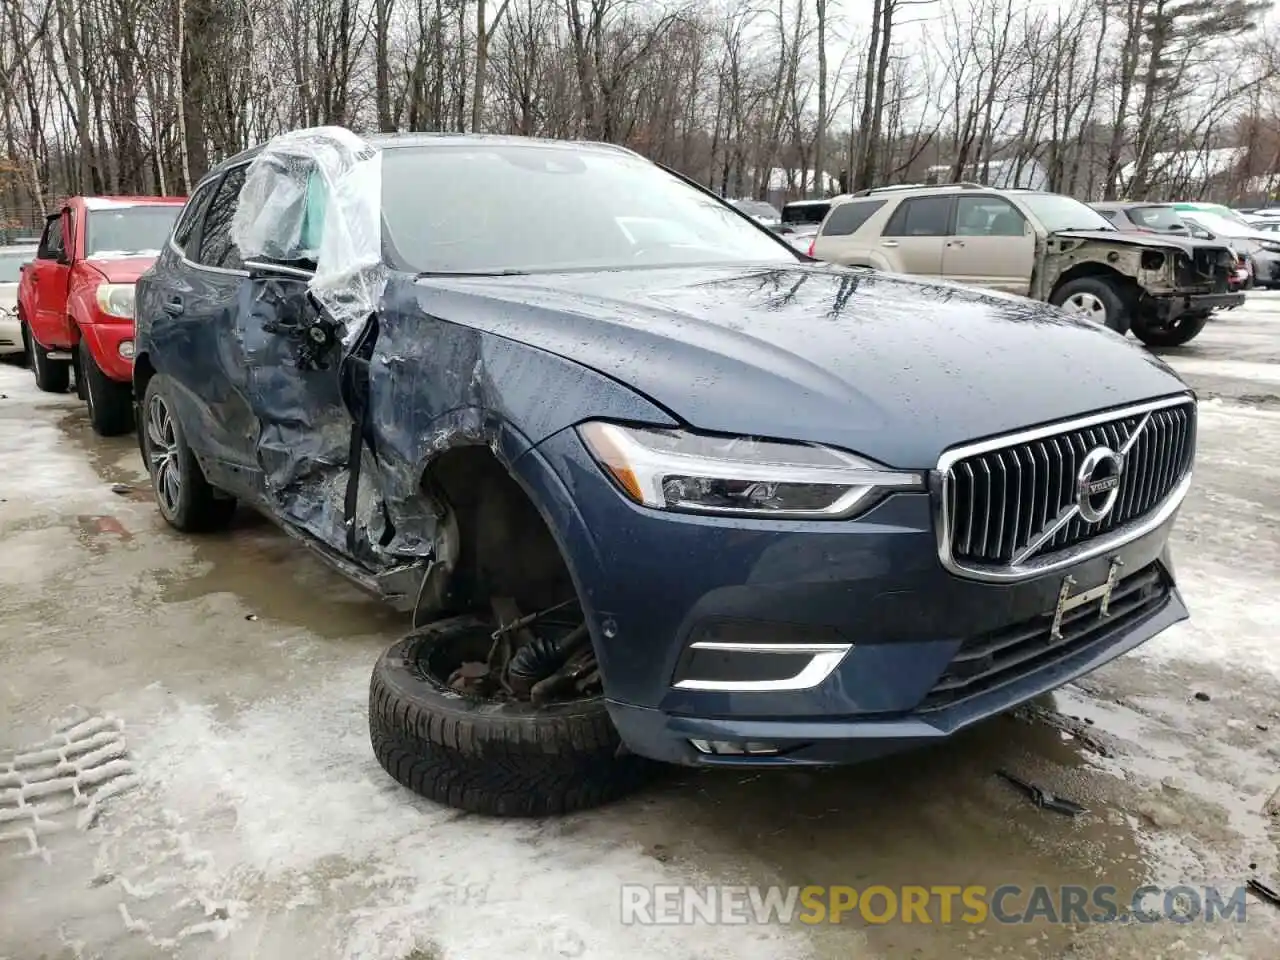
[577,421,924,518]
[95,283,136,319]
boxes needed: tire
[79,339,134,436]
[370,616,658,817]
[26,322,71,393]
[1049,277,1131,335]
[1130,312,1209,348]
[140,374,236,532]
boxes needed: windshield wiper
[416,269,529,278]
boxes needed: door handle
[881,240,899,248]
[162,297,185,316]
[948,240,966,247]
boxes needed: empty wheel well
[421,446,577,618]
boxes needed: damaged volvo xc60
[134,127,1197,816]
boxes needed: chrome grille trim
[935,395,1196,583]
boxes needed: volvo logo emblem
[1076,447,1123,522]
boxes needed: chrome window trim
[934,393,1196,584]
[672,641,852,692]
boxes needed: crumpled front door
[234,271,374,558]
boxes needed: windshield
[731,199,781,221]
[781,202,831,226]
[1183,210,1256,238]
[1019,194,1115,232]
[1127,206,1187,231]
[0,250,33,283]
[379,145,794,274]
[84,205,182,259]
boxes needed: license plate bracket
[1050,558,1124,642]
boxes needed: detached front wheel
[369,615,657,816]
[1050,277,1131,335]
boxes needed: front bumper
[1152,291,1244,321]
[520,426,1189,768]
[0,311,21,355]
[77,319,136,381]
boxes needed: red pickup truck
[19,195,185,435]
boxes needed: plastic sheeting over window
[230,126,386,344]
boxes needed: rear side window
[882,197,952,237]
[821,199,886,237]
[782,203,831,226]
[172,182,218,254]
[196,166,249,270]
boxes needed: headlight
[95,283,136,319]
[577,421,924,518]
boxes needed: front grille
[918,563,1168,711]
[944,400,1195,568]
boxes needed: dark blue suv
[134,129,1195,816]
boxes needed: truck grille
[943,399,1195,568]
[918,562,1168,711]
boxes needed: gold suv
[809,182,1243,347]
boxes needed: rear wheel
[79,339,134,436]
[26,323,71,393]
[1049,277,1131,335]
[1130,311,1209,348]
[141,374,236,532]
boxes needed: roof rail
[848,181,988,197]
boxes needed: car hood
[1051,229,1232,255]
[82,255,159,283]
[406,264,1189,469]
[0,282,16,312]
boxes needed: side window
[196,165,249,270]
[37,214,65,261]
[821,199,887,237]
[882,197,952,238]
[172,182,218,254]
[954,196,1027,237]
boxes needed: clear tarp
[231,126,385,343]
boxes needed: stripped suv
[133,128,1196,816]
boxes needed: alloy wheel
[1061,292,1108,324]
[146,393,182,515]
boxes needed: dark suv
[135,129,1196,817]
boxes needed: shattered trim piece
[231,125,387,344]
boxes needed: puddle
[151,512,405,640]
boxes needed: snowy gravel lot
[1,297,1279,960]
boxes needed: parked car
[0,244,37,361]
[136,128,1197,817]
[18,196,185,434]
[811,183,1241,347]
[1090,201,1252,291]
[780,197,840,253]
[1177,210,1280,289]
[727,198,783,227]
[1089,201,1190,234]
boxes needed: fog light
[118,340,135,360]
[689,739,780,756]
